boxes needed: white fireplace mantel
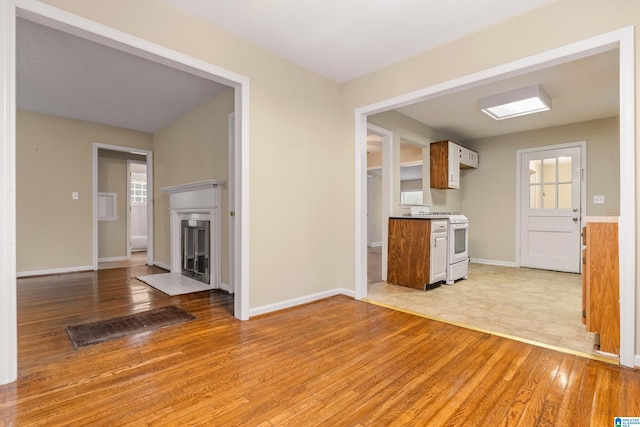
[160,180,225,288]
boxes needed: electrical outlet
[593,195,605,205]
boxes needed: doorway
[0,1,251,384]
[517,142,585,273]
[128,160,148,257]
[355,29,635,367]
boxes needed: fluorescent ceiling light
[480,85,551,120]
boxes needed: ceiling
[395,49,619,142]
[16,1,619,141]
[16,18,228,133]
[162,0,557,83]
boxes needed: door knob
[573,217,579,222]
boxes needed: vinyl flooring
[366,246,612,362]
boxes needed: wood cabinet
[582,219,619,355]
[430,140,478,189]
[459,145,479,169]
[430,221,448,283]
[387,218,445,290]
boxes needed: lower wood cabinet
[582,219,619,355]
[387,218,445,290]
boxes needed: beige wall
[153,88,233,284]
[461,117,619,263]
[16,110,152,272]
[97,150,146,260]
[31,0,640,353]
[368,110,462,214]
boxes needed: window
[528,156,572,209]
[400,190,423,205]
[131,172,147,204]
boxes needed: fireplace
[160,180,224,288]
[181,219,210,284]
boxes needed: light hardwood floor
[366,247,610,361]
[1,265,638,425]
[99,251,149,270]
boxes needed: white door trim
[354,27,635,367]
[1,0,251,384]
[126,159,148,257]
[515,141,587,270]
[227,112,236,294]
[365,123,393,293]
[93,143,154,269]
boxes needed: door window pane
[529,155,574,210]
[558,156,572,182]
[530,185,541,209]
[543,158,556,183]
[558,183,572,209]
[543,184,556,209]
[529,160,541,184]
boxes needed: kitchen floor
[366,247,616,362]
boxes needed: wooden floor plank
[1,266,638,426]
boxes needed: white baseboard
[154,261,171,271]
[369,242,382,247]
[219,282,233,294]
[98,256,128,263]
[249,288,355,317]
[17,265,94,278]
[470,258,517,268]
[635,354,640,368]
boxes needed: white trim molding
[0,0,17,386]
[470,259,517,268]
[354,26,635,368]
[17,265,94,278]
[249,288,356,318]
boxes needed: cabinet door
[388,219,430,289]
[447,142,460,188]
[459,146,479,169]
[430,232,447,283]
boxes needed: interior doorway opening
[356,29,635,367]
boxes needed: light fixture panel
[480,85,551,120]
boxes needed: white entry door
[519,145,582,273]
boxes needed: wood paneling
[387,218,431,289]
[583,221,620,354]
[1,265,638,425]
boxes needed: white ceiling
[16,1,619,141]
[396,49,619,141]
[162,0,557,83]
[16,19,228,133]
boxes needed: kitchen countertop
[390,215,451,220]
[584,216,619,223]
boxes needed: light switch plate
[72,192,79,200]
[593,195,605,204]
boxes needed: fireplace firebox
[181,220,210,284]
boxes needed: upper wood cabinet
[430,140,478,189]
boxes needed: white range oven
[410,211,469,285]
[446,214,469,284]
